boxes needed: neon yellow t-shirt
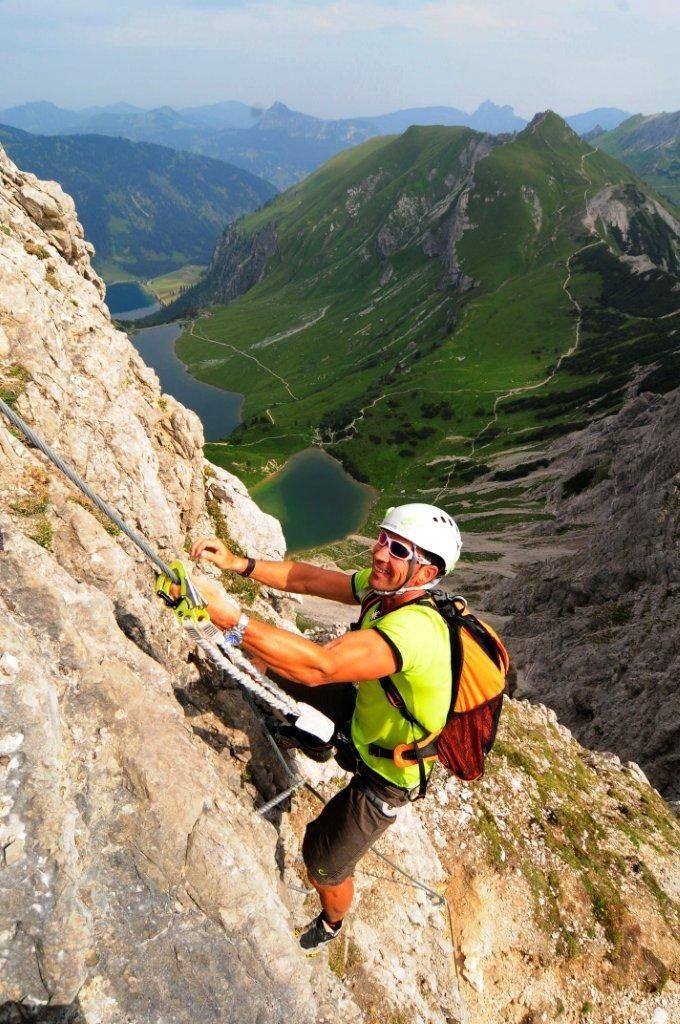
[350,568,452,788]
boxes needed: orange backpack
[368,593,509,797]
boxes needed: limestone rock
[491,388,680,799]
[207,461,286,560]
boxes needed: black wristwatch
[238,556,256,578]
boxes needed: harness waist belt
[368,740,439,762]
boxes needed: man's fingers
[191,537,224,560]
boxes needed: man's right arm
[190,537,358,604]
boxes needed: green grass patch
[30,518,53,550]
[147,264,207,304]
[0,364,31,409]
[10,495,49,517]
[23,241,48,260]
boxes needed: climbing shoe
[298,913,342,952]
[270,722,334,763]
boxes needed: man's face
[369,529,430,592]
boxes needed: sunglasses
[376,530,430,564]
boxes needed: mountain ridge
[590,112,680,206]
[0,99,634,188]
[0,127,276,279]
[163,112,679,515]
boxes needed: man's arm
[203,587,396,686]
[191,537,357,605]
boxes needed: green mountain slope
[173,112,679,524]
[0,127,276,279]
[591,112,680,206]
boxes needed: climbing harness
[0,395,334,813]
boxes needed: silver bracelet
[224,611,250,647]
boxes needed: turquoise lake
[127,324,375,549]
[105,281,159,318]
[251,448,376,552]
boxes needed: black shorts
[273,677,413,885]
[302,771,412,886]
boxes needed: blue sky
[0,0,677,118]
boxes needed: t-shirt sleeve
[351,567,373,604]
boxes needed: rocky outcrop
[204,220,279,304]
[1,146,678,1024]
[0,145,326,1022]
[584,184,680,274]
[491,388,680,801]
[421,134,497,290]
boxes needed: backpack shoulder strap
[349,591,382,631]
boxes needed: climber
[188,503,461,951]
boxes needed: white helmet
[380,503,462,575]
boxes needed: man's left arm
[207,594,397,685]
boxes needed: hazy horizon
[0,96,658,123]
[1,1,678,121]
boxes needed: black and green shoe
[298,913,342,952]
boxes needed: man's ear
[416,563,440,586]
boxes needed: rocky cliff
[0,147,678,1024]
[490,386,680,803]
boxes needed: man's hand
[191,536,246,574]
[170,572,241,629]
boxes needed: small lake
[127,324,376,547]
[129,323,244,441]
[251,448,377,552]
[105,281,159,319]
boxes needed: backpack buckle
[393,734,440,769]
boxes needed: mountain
[0,127,276,278]
[78,101,146,118]
[468,100,526,133]
[60,104,207,143]
[0,100,81,134]
[166,112,679,513]
[179,100,262,130]
[194,103,379,188]
[348,101,526,136]
[352,105,471,135]
[565,107,632,135]
[2,98,528,189]
[489,384,680,800]
[589,111,680,206]
[1,144,679,1024]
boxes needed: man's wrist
[235,556,256,578]
[223,611,250,647]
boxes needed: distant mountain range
[0,100,633,189]
[164,113,679,513]
[0,124,275,279]
[589,112,680,206]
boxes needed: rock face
[491,388,680,801]
[166,220,279,317]
[1,146,679,1024]
[0,145,324,1023]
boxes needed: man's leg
[309,874,354,924]
[298,774,409,949]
